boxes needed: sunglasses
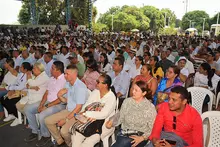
[173,116,176,130]
[96,80,105,84]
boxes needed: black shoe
[24,133,38,142]
[36,137,51,147]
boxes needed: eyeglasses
[96,80,105,84]
[173,116,176,130]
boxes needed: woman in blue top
[153,65,182,105]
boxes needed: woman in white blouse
[1,62,32,126]
[194,62,220,91]
[129,56,143,80]
[71,74,116,147]
[99,53,112,73]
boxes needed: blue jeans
[0,90,8,112]
[112,133,147,147]
[24,101,66,137]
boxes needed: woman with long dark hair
[130,64,158,97]
[99,53,112,73]
[82,59,100,91]
[153,65,182,105]
[194,62,220,91]
[149,56,164,82]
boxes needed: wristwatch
[45,103,49,108]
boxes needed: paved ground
[0,118,38,147]
[0,117,104,147]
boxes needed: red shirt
[149,103,203,147]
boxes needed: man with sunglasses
[148,86,203,147]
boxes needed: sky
[0,0,219,24]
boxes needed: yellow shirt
[152,67,164,78]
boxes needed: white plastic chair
[3,107,25,125]
[201,111,220,147]
[216,92,220,109]
[3,107,8,118]
[101,97,119,147]
[187,87,214,115]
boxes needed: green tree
[93,22,108,33]
[181,10,209,33]
[18,0,93,25]
[210,13,220,26]
[141,6,164,33]
[175,19,181,28]
[18,0,31,24]
[160,8,177,27]
[97,6,150,31]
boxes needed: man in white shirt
[34,49,45,65]
[20,49,34,66]
[44,52,54,77]
[12,49,22,71]
[57,46,70,68]
[166,48,175,63]
[136,41,144,57]
[124,49,136,72]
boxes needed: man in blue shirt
[45,64,89,147]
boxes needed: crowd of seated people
[0,26,220,147]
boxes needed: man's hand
[33,86,40,91]
[38,105,47,113]
[130,135,144,147]
[161,140,172,147]
[57,119,66,127]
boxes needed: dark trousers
[112,133,147,147]
[0,97,21,118]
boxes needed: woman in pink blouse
[82,59,100,91]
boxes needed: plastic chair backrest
[187,87,214,114]
[201,111,220,147]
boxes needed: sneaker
[36,137,51,147]
[24,133,38,142]
[10,118,22,127]
[3,114,16,122]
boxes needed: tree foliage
[140,6,164,33]
[210,13,220,26]
[97,6,178,33]
[160,8,177,27]
[98,6,151,32]
[18,0,97,25]
[181,10,209,32]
